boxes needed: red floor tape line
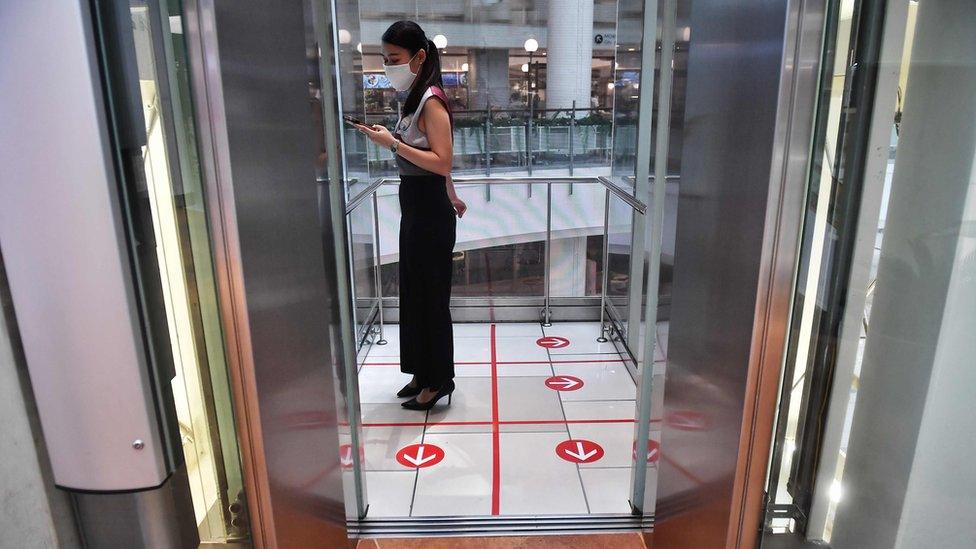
[490,323,501,515]
[360,418,646,428]
[362,358,628,366]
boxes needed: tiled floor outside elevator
[356,321,664,518]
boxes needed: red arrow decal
[545,375,584,391]
[537,336,571,349]
[396,443,445,469]
[556,439,605,464]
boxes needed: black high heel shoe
[397,382,422,398]
[401,380,455,411]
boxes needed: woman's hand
[451,196,467,218]
[357,124,396,149]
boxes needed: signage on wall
[594,32,616,47]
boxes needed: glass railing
[343,175,646,347]
[344,108,614,178]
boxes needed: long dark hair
[382,20,443,116]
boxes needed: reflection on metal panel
[0,0,171,491]
[187,0,352,544]
[654,0,803,546]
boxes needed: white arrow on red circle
[556,439,605,464]
[402,446,436,466]
[564,441,598,461]
[396,443,445,468]
[545,375,583,391]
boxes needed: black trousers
[398,173,456,388]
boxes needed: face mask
[384,52,419,92]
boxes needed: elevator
[0,0,850,547]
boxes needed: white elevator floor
[356,321,657,518]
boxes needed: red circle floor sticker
[556,439,604,464]
[537,336,570,349]
[395,443,445,469]
[545,375,584,391]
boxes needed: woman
[356,20,466,411]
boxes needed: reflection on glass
[378,182,554,297]
[343,1,617,180]
[348,198,378,342]
[766,0,928,541]
[767,0,862,534]
[127,0,248,542]
[549,184,609,297]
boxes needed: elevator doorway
[168,0,824,544]
[311,0,681,532]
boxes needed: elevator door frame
[312,0,670,533]
[177,0,825,545]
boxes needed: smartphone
[343,114,366,127]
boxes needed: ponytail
[382,21,444,116]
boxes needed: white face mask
[384,52,419,92]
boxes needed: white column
[549,235,589,297]
[545,0,594,112]
[831,2,976,547]
[468,49,510,109]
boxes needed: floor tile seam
[541,322,591,515]
[489,323,501,516]
[406,410,428,517]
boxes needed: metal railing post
[598,188,611,342]
[371,191,387,345]
[527,98,534,180]
[542,181,552,326]
[569,100,576,178]
[485,103,492,178]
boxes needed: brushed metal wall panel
[191,0,352,545]
[653,0,795,546]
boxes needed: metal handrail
[345,177,385,215]
[343,174,648,340]
[357,106,612,117]
[348,175,647,212]
[351,104,614,177]
[597,176,647,214]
